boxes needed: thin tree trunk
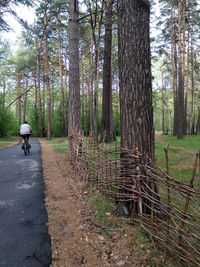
[68,0,81,136]
[190,35,195,134]
[161,67,165,135]
[88,0,104,137]
[185,4,190,134]
[16,73,22,125]
[3,77,6,109]
[23,76,28,122]
[57,20,67,136]
[33,72,39,134]
[101,0,116,143]
[44,3,52,139]
[196,107,200,134]
[64,49,69,136]
[36,39,45,137]
[170,10,178,136]
[185,35,189,134]
[42,73,46,136]
[88,40,95,136]
[177,0,186,139]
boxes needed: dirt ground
[40,139,166,267]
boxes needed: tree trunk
[51,55,56,125]
[68,0,81,136]
[177,0,186,139]
[196,107,200,134]
[23,77,28,122]
[101,0,116,143]
[57,20,67,136]
[190,34,195,134]
[36,39,45,137]
[88,40,95,137]
[161,67,165,135]
[117,0,155,216]
[44,2,52,139]
[16,73,22,125]
[170,9,178,136]
[2,77,6,109]
[119,0,154,157]
[88,0,103,138]
[42,74,46,136]
[33,72,39,135]
[185,27,189,134]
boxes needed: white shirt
[20,124,32,135]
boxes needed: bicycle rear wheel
[24,138,29,156]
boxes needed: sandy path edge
[39,138,170,267]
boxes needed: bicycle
[22,135,31,156]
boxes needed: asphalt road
[0,138,51,266]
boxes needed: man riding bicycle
[20,121,32,150]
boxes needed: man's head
[23,121,28,124]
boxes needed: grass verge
[0,137,19,148]
[47,138,68,154]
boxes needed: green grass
[47,138,68,154]
[163,135,200,151]
[0,137,18,148]
[89,191,115,226]
[155,142,182,169]
[155,135,198,184]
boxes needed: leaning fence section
[69,134,200,266]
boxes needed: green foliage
[51,108,62,138]
[0,93,18,137]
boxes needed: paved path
[0,139,51,266]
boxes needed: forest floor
[39,138,173,267]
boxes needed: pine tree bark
[44,1,52,139]
[118,0,154,158]
[177,0,186,139]
[16,73,22,125]
[22,75,28,122]
[116,0,155,216]
[68,0,81,136]
[88,40,95,137]
[3,77,6,109]
[101,0,116,143]
[170,9,178,136]
[88,0,103,137]
[161,67,165,135]
[36,39,45,137]
[57,19,67,136]
[190,34,195,134]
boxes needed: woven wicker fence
[68,134,200,266]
